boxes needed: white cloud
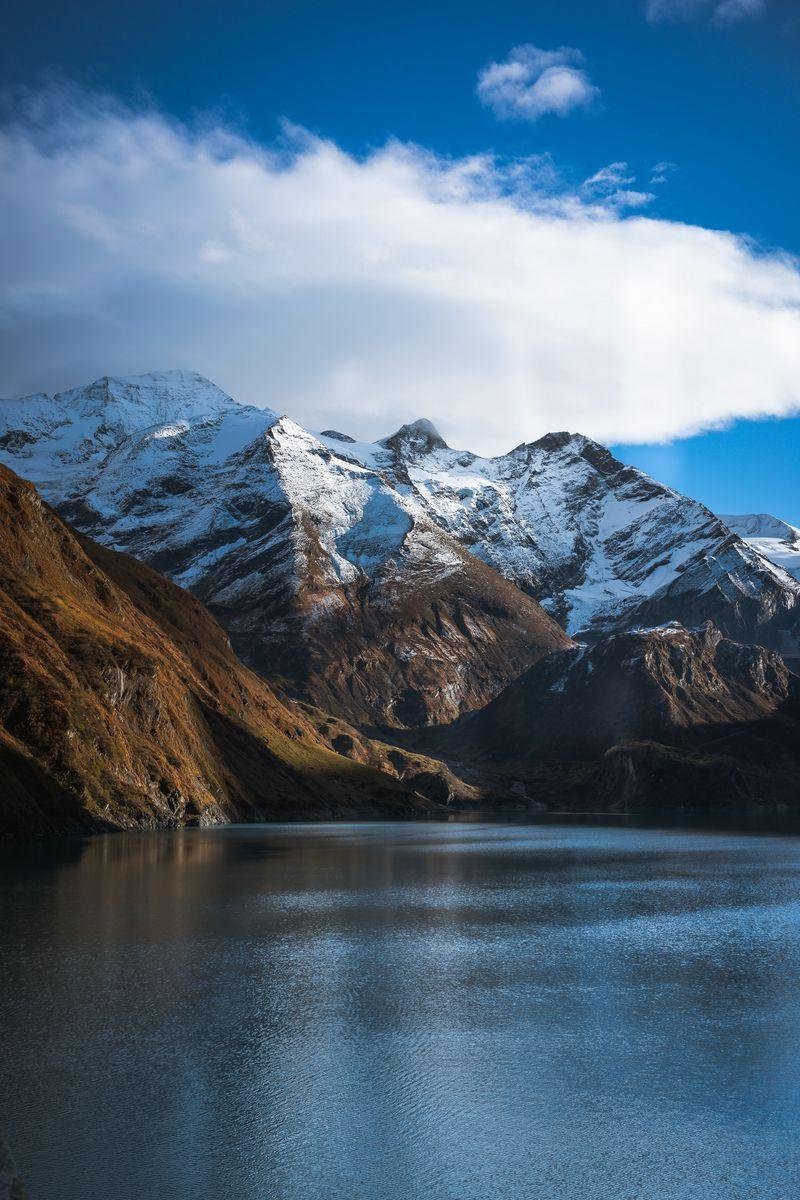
[712,0,766,24]
[580,162,655,209]
[1,86,800,454]
[646,0,766,22]
[476,44,599,122]
[583,162,635,189]
[649,160,677,184]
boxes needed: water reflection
[2,823,800,1199]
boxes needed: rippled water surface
[2,821,800,1199]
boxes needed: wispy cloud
[712,0,766,24]
[1,85,800,453]
[476,44,599,123]
[649,161,677,184]
[580,162,655,209]
[646,0,766,22]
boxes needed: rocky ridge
[0,463,439,838]
[420,622,800,813]
[327,425,800,654]
[0,373,569,726]
[3,370,800,827]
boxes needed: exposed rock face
[0,373,569,726]
[426,623,800,812]
[0,464,430,839]
[197,416,570,726]
[349,427,800,654]
[443,623,795,762]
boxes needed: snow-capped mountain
[2,371,798,730]
[721,514,800,583]
[0,372,568,726]
[324,424,800,654]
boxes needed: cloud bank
[476,44,599,122]
[1,87,799,454]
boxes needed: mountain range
[0,372,569,727]
[0,463,448,837]
[1,370,798,834]
[329,422,800,654]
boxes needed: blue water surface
[1,821,799,1200]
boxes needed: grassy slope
[0,465,429,838]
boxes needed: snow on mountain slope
[721,514,800,583]
[319,425,800,654]
[2,369,797,724]
[0,371,256,494]
[0,373,568,726]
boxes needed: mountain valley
[1,370,799,834]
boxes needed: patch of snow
[721,513,800,583]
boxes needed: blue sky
[2,0,799,519]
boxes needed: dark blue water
[2,822,800,1200]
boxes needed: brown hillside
[0,465,429,838]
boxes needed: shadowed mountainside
[0,464,438,838]
[414,623,800,813]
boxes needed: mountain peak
[721,512,800,583]
[380,417,449,454]
[18,370,264,449]
[528,430,603,454]
[525,430,625,476]
[319,429,356,443]
[722,513,800,542]
[57,370,239,420]
[528,430,581,452]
